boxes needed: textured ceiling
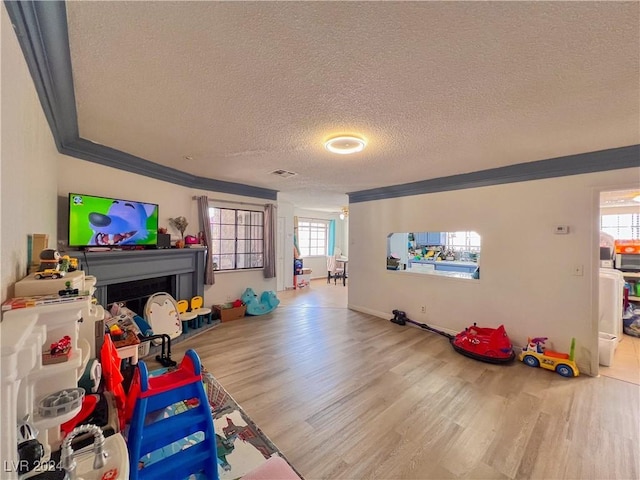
[65,1,639,211]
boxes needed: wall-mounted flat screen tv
[68,193,159,248]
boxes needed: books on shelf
[2,292,91,311]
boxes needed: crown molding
[5,1,636,206]
[4,0,278,201]
[349,144,640,204]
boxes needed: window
[297,218,328,256]
[387,231,480,279]
[446,231,482,251]
[601,214,640,240]
[208,207,264,270]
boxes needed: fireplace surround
[68,248,206,308]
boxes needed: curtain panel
[263,204,276,278]
[197,195,215,285]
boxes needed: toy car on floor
[390,310,515,364]
[519,337,579,377]
[451,324,516,364]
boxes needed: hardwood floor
[166,280,639,479]
[599,335,640,385]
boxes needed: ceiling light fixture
[634,195,640,203]
[324,135,366,155]
[339,206,349,220]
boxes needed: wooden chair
[191,296,212,326]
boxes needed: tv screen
[68,193,159,247]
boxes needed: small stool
[177,299,197,332]
[191,296,212,325]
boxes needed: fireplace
[106,275,174,313]
[68,248,206,308]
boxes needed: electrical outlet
[421,306,426,313]
[226,295,232,301]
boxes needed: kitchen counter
[408,259,479,274]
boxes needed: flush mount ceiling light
[339,206,349,220]
[324,135,366,155]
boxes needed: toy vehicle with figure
[58,281,79,296]
[34,269,65,280]
[519,337,579,377]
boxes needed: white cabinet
[0,297,101,478]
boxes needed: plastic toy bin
[598,332,617,367]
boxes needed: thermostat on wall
[554,225,570,234]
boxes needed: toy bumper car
[451,324,515,364]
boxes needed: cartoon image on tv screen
[69,194,158,247]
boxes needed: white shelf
[629,295,640,301]
[619,271,640,278]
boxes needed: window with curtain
[601,213,640,240]
[208,207,264,270]
[297,218,328,256]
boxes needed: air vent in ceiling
[270,169,298,178]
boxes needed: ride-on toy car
[519,337,579,377]
[390,310,515,364]
[451,323,515,364]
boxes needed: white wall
[56,157,277,307]
[347,168,640,376]
[1,7,63,302]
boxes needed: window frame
[600,213,640,240]
[208,206,264,271]
[297,218,329,257]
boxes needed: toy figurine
[34,249,66,279]
[58,281,79,296]
[38,249,61,272]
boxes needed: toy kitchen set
[1,268,129,479]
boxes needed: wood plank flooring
[164,280,640,479]
[599,335,640,385]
